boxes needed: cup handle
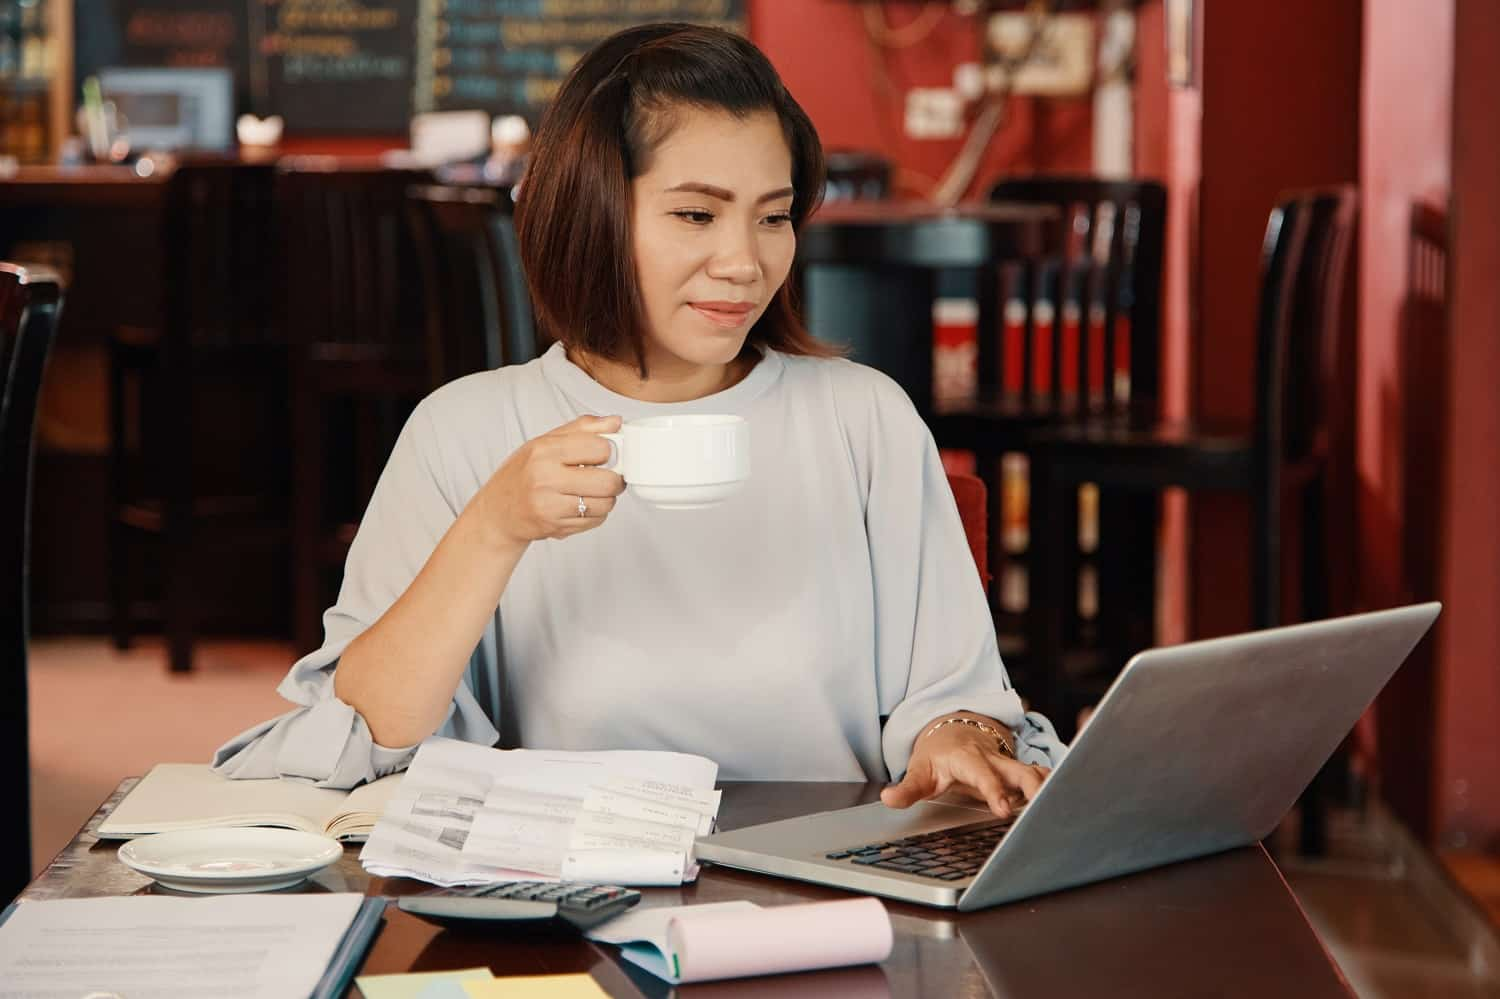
[600,432,623,472]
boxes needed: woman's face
[630,107,797,376]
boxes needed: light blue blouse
[213,344,1068,788]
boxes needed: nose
[705,221,761,285]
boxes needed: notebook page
[96,763,348,838]
[324,771,406,839]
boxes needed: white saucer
[117,828,343,894]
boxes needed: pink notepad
[585,898,893,984]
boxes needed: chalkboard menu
[412,0,745,122]
[258,0,419,131]
[76,0,252,106]
[75,0,746,134]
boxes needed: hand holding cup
[479,414,626,545]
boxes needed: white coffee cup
[603,414,749,509]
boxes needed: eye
[671,209,715,225]
[762,211,794,228]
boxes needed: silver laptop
[695,604,1440,910]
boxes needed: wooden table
[0,162,174,204]
[0,163,172,336]
[20,779,1353,997]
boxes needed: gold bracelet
[923,716,1015,757]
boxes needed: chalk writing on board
[259,0,418,131]
[78,0,744,132]
[413,0,745,120]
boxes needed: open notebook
[96,764,403,842]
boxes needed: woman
[216,23,1066,818]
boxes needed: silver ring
[577,497,588,517]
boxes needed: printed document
[359,737,720,886]
[0,892,366,999]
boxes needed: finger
[981,753,1045,804]
[559,493,617,520]
[879,780,920,810]
[547,433,616,467]
[946,752,1015,818]
[550,413,622,436]
[550,466,626,498]
[1002,758,1046,801]
[550,507,616,536]
[880,764,935,810]
[970,772,1015,819]
[552,520,604,539]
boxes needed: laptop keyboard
[824,819,1008,880]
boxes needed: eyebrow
[663,182,796,204]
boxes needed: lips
[689,301,757,328]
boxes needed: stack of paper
[360,737,721,887]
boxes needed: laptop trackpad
[929,789,998,810]
[701,797,996,858]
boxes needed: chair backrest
[1407,203,1448,324]
[0,262,63,903]
[797,204,1052,416]
[276,161,432,360]
[1252,187,1357,472]
[1400,202,1448,597]
[407,184,538,384]
[947,471,990,589]
[160,161,279,353]
[986,176,1166,412]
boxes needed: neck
[570,347,755,404]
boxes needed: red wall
[1191,1,1363,638]
[1358,3,1453,616]
[1132,0,1198,645]
[274,3,1098,197]
[1436,0,1500,849]
[1360,0,1454,840]
[751,1,1094,199]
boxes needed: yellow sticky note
[462,974,610,998]
[355,966,494,999]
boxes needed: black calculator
[396,881,642,932]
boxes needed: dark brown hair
[514,22,837,374]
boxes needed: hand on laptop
[881,718,1051,820]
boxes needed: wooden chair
[277,162,437,655]
[1,262,63,901]
[407,184,539,377]
[977,176,1166,413]
[948,471,990,593]
[107,161,286,672]
[943,178,1169,670]
[798,203,1053,420]
[811,180,1166,690]
[1026,188,1358,734]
